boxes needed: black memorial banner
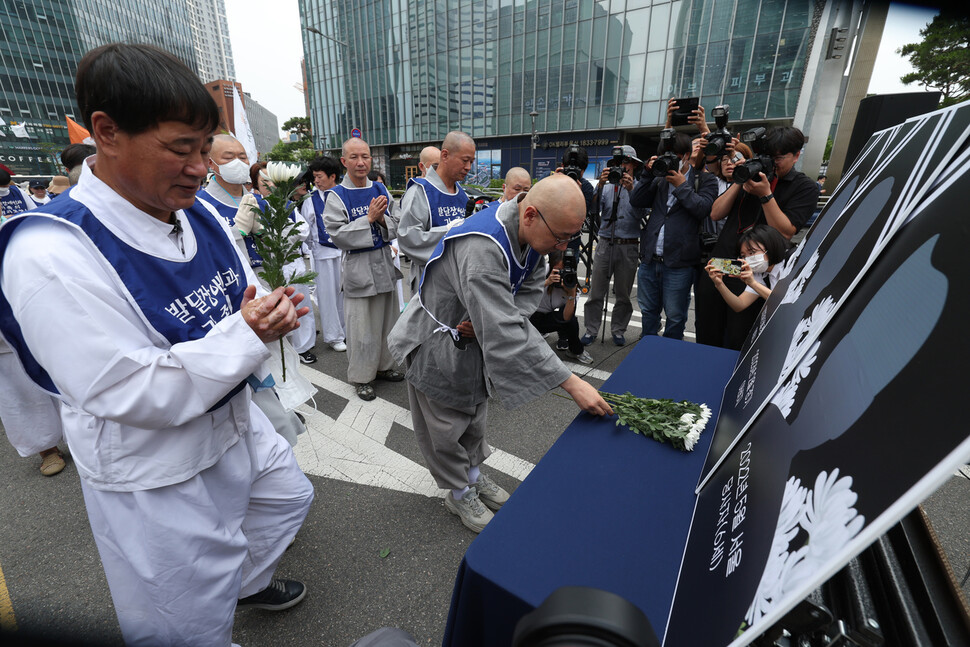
[696,104,970,490]
[662,116,970,646]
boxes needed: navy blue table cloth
[443,336,739,646]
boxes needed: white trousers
[81,403,314,647]
[312,255,345,344]
[0,351,63,456]
[287,280,316,353]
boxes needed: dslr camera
[704,105,732,159]
[732,127,775,184]
[607,146,626,185]
[651,128,682,178]
[560,248,579,290]
[560,145,588,182]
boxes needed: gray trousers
[407,382,491,491]
[345,291,399,384]
[583,241,640,336]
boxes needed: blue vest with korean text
[419,207,540,340]
[0,195,248,403]
[1,188,32,219]
[410,177,468,227]
[310,190,337,248]
[197,188,263,267]
[327,182,391,254]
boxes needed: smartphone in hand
[709,257,743,276]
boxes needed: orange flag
[66,116,92,144]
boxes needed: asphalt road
[1,262,967,647]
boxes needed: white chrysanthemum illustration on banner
[771,341,820,420]
[782,296,836,377]
[743,469,864,631]
[781,249,819,304]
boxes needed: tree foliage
[282,116,313,142]
[266,138,314,162]
[898,12,970,107]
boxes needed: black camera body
[705,105,732,159]
[733,127,775,184]
[561,145,588,183]
[652,128,681,178]
[561,247,578,290]
[607,146,626,185]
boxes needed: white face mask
[745,253,768,274]
[212,158,250,185]
[0,187,9,197]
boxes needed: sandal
[355,383,376,401]
[39,448,66,476]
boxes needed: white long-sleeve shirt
[0,158,271,491]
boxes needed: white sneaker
[330,340,347,352]
[566,349,594,365]
[444,490,494,533]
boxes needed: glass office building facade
[0,0,196,175]
[300,0,816,184]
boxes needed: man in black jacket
[630,133,718,340]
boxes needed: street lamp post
[529,110,539,177]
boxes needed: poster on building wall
[696,103,970,490]
[663,139,970,646]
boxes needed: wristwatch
[759,193,774,204]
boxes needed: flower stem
[279,338,286,381]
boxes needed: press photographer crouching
[694,126,819,350]
[529,249,594,365]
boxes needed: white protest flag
[11,122,29,138]
[232,85,259,164]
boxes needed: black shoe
[375,369,404,382]
[555,339,569,351]
[355,382,376,401]
[299,351,317,364]
[237,578,306,611]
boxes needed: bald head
[438,131,476,188]
[341,137,373,186]
[502,167,531,201]
[520,174,585,254]
[208,134,249,189]
[419,146,440,177]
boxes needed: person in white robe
[0,43,313,646]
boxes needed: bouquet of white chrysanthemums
[600,391,712,452]
[246,161,317,381]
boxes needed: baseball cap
[29,180,46,189]
[619,145,642,165]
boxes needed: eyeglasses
[535,207,579,245]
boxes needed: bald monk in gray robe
[387,174,613,532]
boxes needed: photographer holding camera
[630,131,718,341]
[529,250,593,364]
[694,126,819,349]
[581,145,646,347]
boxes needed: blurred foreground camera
[607,146,625,185]
[651,128,682,178]
[512,586,659,647]
[561,145,589,182]
[561,248,578,290]
[705,105,732,158]
[733,127,775,184]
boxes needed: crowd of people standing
[0,38,821,647]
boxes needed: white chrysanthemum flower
[680,412,696,424]
[745,477,808,626]
[266,161,303,184]
[684,429,700,451]
[744,470,864,629]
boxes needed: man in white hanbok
[0,44,313,646]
